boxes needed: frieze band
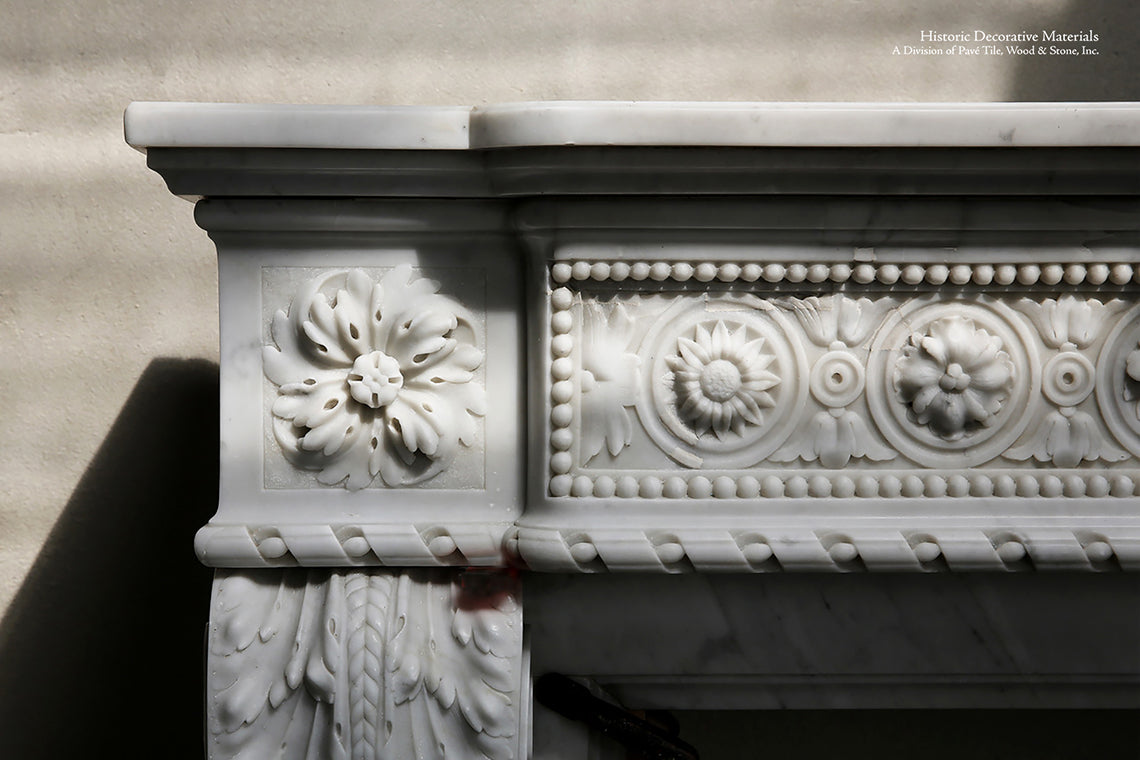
[548,260,1140,498]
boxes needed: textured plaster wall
[0,1,1138,754]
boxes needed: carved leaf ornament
[208,569,521,760]
[264,267,485,489]
[773,295,896,467]
[580,302,641,462]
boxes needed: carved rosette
[895,315,1015,441]
[666,320,779,441]
[637,296,809,469]
[1096,303,1140,458]
[264,266,485,490]
[866,299,1040,468]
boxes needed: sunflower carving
[665,320,780,440]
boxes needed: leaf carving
[781,294,893,348]
[1013,296,1127,350]
[207,570,520,760]
[580,301,641,462]
[208,570,343,760]
[1005,409,1129,467]
[382,571,521,758]
[771,409,895,468]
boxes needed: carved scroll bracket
[207,568,523,760]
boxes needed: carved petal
[920,334,949,366]
[581,392,634,462]
[387,394,445,458]
[1127,349,1140,383]
[909,384,940,415]
[897,353,940,397]
[968,357,1013,391]
[676,337,708,368]
[387,307,460,368]
[405,342,482,384]
[731,392,765,425]
[784,295,839,346]
[782,294,892,347]
[710,320,730,359]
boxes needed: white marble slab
[526,574,1140,709]
[124,102,472,150]
[126,101,1140,152]
[471,101,1140,148]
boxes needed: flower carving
[1123,344,1140,420]
[264,266,485,490]
[895,316,1014,440]
[1128,346,1140,387]
[666,320,779,440]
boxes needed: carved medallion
[1096,303,1140,458]
[666,320,779,441]
[867,299,1040,467]
[264,266,485,490]
[636,296,808,469]
[895,315,1014,441]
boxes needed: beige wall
[1,0,1138,657]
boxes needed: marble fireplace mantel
[128,102,1140,759]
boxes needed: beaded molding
[550,260,1140,287]
[194,523,511,567]
[548,260,1140,498]
[515,525,1140,573]
[546,471,1139,500]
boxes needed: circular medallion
[866,298,1039,467]
[809,350,865,408]
[637,296,808,468]
[1042,352,1095,407]
[1096,303,1140,457]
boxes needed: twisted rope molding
[194,523,511,567]
[513,526,1140,573]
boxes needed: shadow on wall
[0,359,218,760]
[1007,0,1140,100]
